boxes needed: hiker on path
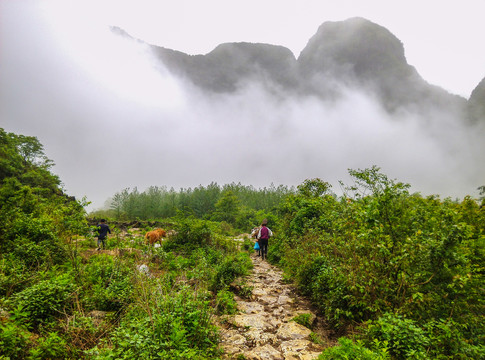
[251,226,261,256]
[96,219,111,250]
[257,219,273,260]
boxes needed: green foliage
[211,190,241,224]
[210,253,253,292]
[0,129,88,307]
[278,167,484,357]
[236,282,254,300]
[0,128,60,191]
[215,289,238,315]
[365,313,429,359]
[291,313,313,329]
[297,178,332,198]
[422,319,485,359]
[89,289,220,359]
[242,238,253,251]
[104,182,293,223]
[309,332,325,346]
[80,256,134,312]
[165,216,215,251]
[29,331,69,360]
[0,321,33,359]
[319,337,390,360]
[10,273,75,328]
[0,253,32,297]
[0,323,70,360]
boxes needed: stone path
[217,252,329,360]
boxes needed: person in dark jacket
[257,219,273,260]
[96,219,111,250]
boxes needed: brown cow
[145,228,167,245]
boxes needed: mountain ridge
[111,18,484,121]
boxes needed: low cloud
[2,22,483,210]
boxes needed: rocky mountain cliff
[468,77,485,123]
[150,42,298,93]
[297,18,466,114]
[112,18,483,121]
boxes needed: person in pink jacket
[257,219,273,260]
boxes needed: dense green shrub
[88,289,220,359]
[422,319,485,359]
[278,167,484,357]
[365,313,429,359]
[80,256,134,312]
[165,217,214,250]
[10,273,75,328]
[0,253,33,297]
[215,289,238,315]
[29,331,69,360]
[210,252,252,292]
[0,321,33,359]
[319,337,390,360]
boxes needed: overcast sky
[1,0,484,210]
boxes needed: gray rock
[276,322,312,341]
[245,344,284,360]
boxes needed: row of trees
[97,182,294,231]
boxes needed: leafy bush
[278,167,484,356]
[0,321,33,359]
[89,289,220,359]
[291,313,314,329]
[0,253,33,297]
[210,252,252,292]
[365,313,429,359]
[318,337,390,360]
[165,217,214,250]
[10,273,75,328]
[81,256,134,312]
[422,319,485,359]
[215,289,238,315]
[29,331,69,360]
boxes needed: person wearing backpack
[257,219,273,260]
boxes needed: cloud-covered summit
[114,17,483,121]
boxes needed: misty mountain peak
[298,17,409,80]
[468,77,485,123]
[149,41,298,92]
[113,18,470,116]
[110,26,135,39]
[297,17,466,112]
[207,42,296,62]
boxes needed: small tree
[211,190,240,225]
[297,178,331,198]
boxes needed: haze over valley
[2,10,484,209]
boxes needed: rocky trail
[217,252,331,360]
